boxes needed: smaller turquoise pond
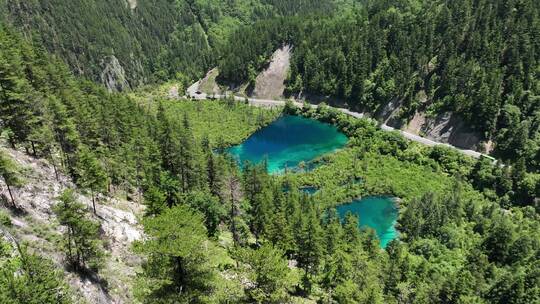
[227,115,348,173]
[336,197,399,248]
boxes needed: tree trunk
[31,141,36,157]
[76,248,81,271]
[67,226,74,263]
[53,163,59,181]
[91,190,96,214]
[6,184,15,208]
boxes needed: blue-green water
[299,186,318,195]
[336,197,399,248]
[227,115,348,173]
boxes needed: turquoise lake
[227,115,348,173]
[336,197,399,248]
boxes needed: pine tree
[177,114,204,193]
[53,189,104,272]
[0,29,39,150]
[0,242,73,304]
[142,185,166,217]
[47,96,80,175]
[243,163,272,242]
[203,140,224,197]
[0,150,22,207]
[185,190,226,237]
[222,162,248,247]
[156,102,177,173]
[264,185,295,253]
[134,204,214,303]
[76,147,108,214]
[233,244,293,303]
[296,200,325,292]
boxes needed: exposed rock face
[380,92,483,150]
[397,110,483,150]
[0,147,143,303]
[251,45,291,99]
[100,55,131,92]
[125,0,137,10]
[422,112,482,150]
[198,68,222,95]
[378,97,404,127]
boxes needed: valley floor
[185,88,490,160]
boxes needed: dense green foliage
[0,0,347,90]
[53,189,104,272]
[219,0,540,170]
[286,102,538,208]
[0,151,22,207]
[134,204,214,303]
[0,0,179,89]
[232,244,293,303]
[0,6,539,304]
[0,240,73,303]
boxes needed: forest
[1,0,540,303]
[0,0,345,91]
[1,19,539,303]
[217,0,540,174]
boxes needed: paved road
[187,91,489,160]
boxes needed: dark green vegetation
[0,1,539,303]
[218,0,540,174]
[0,240,72,304]
[0,151,22,207]
[0,0,345,90]
[53,189,104,272]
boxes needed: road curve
[187,91,490,160]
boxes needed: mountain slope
[1,147,142,303]
[0,0,347,91]
[217,0,540,169]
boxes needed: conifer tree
[0,241,73,304]
[53,189,104,272]
[134,204,214,303]
[234,244,293,303]
[296,200,325,292]
[222,162,248,246]
[0,28,38,149]
[47,96,80,175]
[76,147,108,214]
[0,150,22,207]
[185,190,226,237]
[202,137,224,197]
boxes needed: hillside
[1,147,142,303]
[0,1,539,303]
[0,0,346,91]
[217,0,540,169]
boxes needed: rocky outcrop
[125,0,137,10]
[0,147,143,303]
[100,55,131,92]
[251,45,291,99]
[397,110,483,150]
[421,112,482,150]
[198,68,222,95]
[379,91,483,150]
